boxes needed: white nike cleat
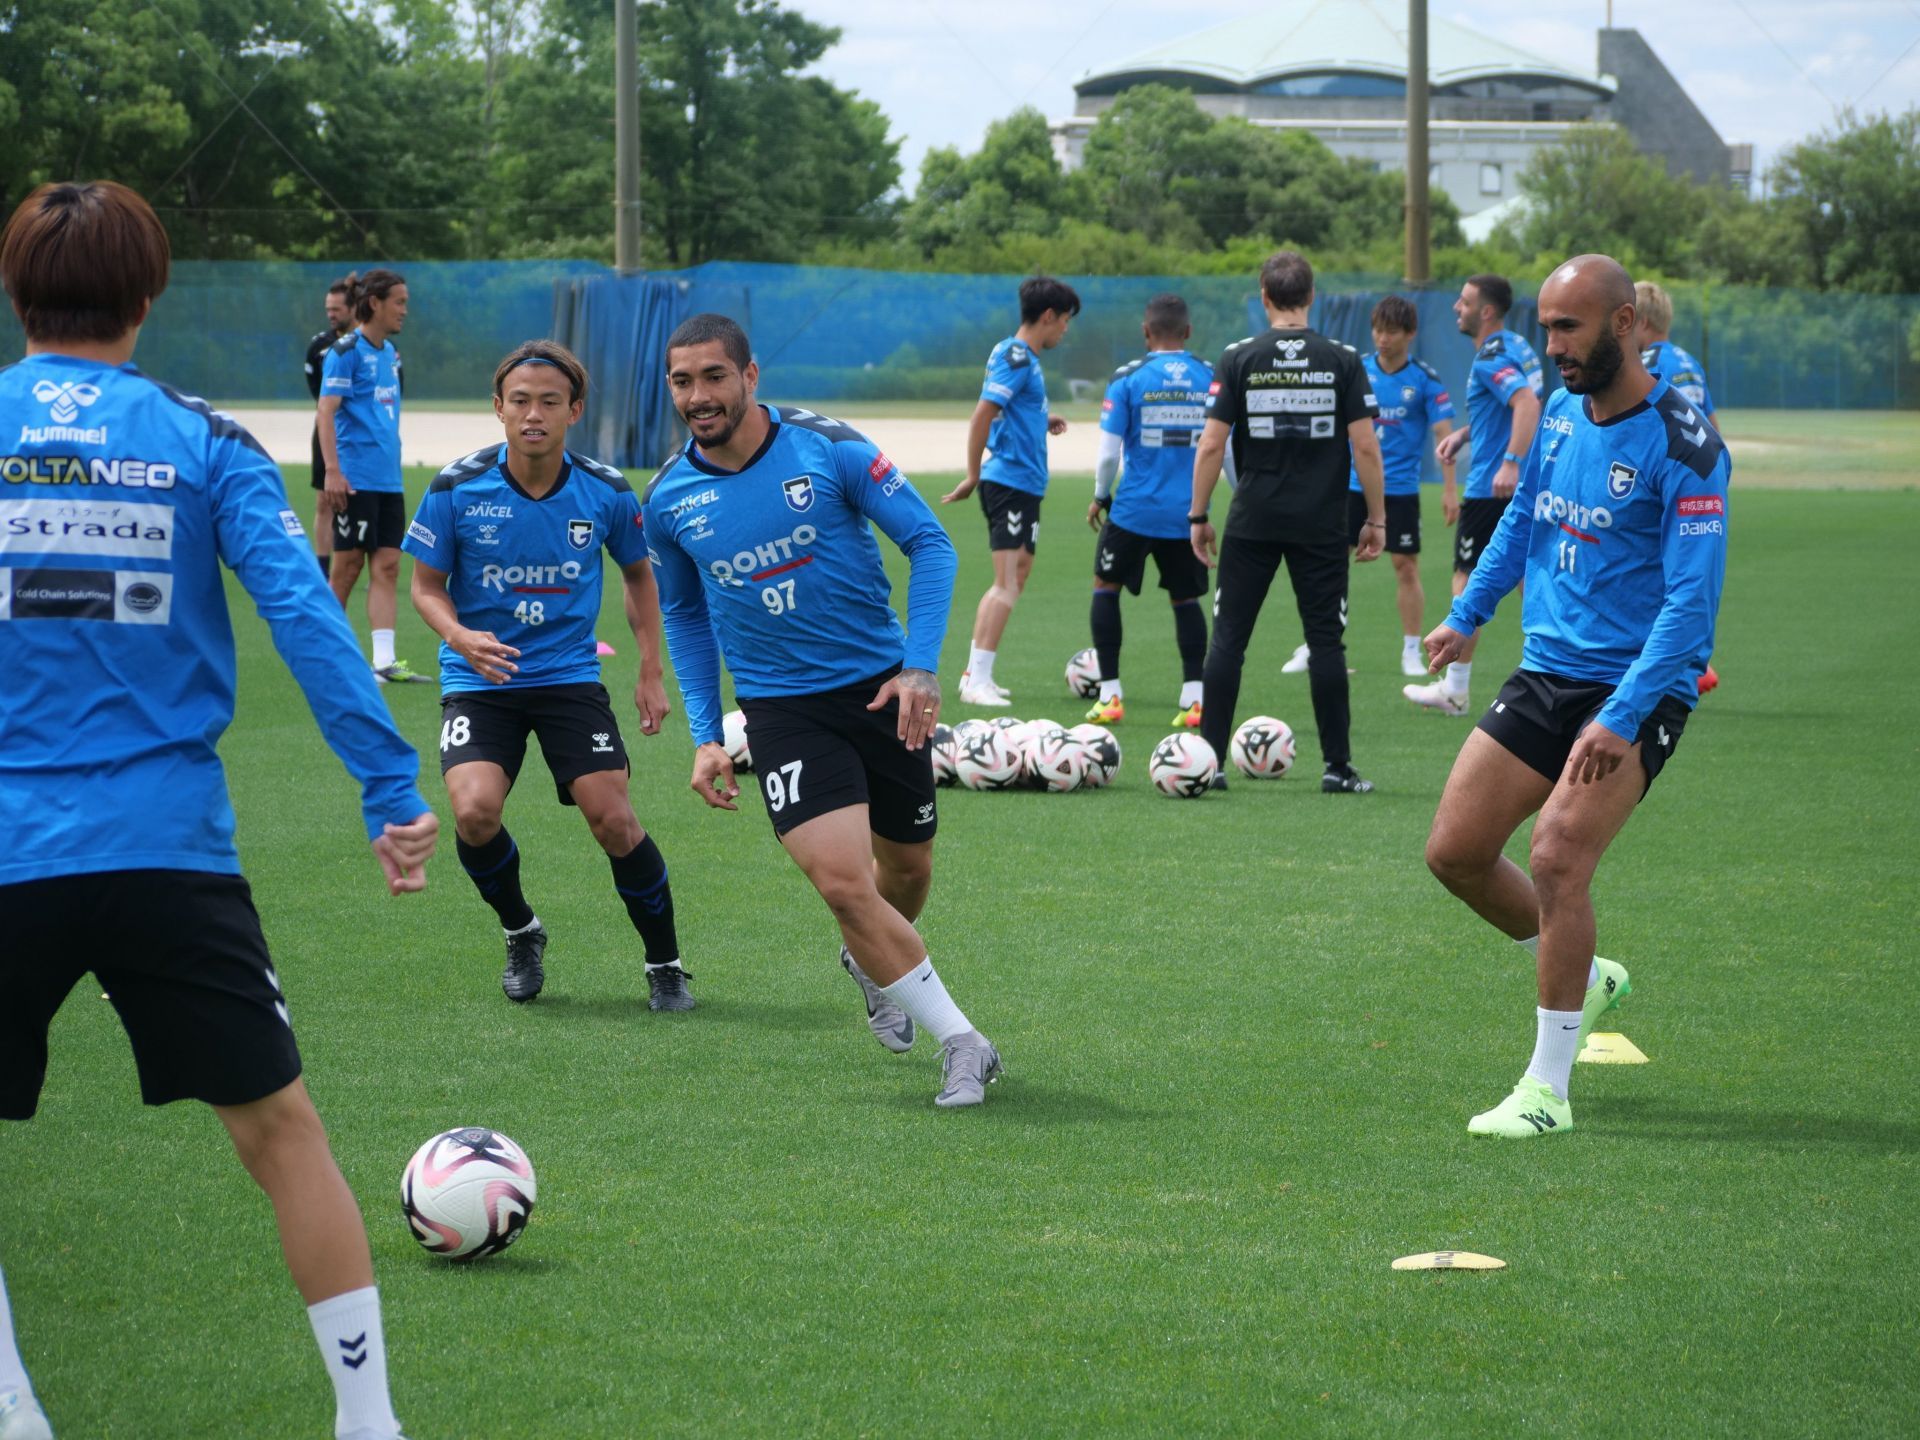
[1401,651,1429,677]
[1280,643,1310,674]
[0,1390,53,1440]
[841,945,915,1053]
[960,671,1011,701]
[1402,679,1469,716]
[957,679,1012,708]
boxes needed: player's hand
[324,468,354,499]
[1563,721,1631,786]
[1085,500,1106,533]
[635,672,670,735]
[1422,623,1470,673]
[1442,484,1460,526]
[871,667,941,750]
[1492,461,1519,499]
[1436,428,1469,465]
[450,627,520,685]
[372,810,439,895]
[691,742,739,811]
[1190,520,1218,569]
[1355,519,1385,562]
[1048,416,1069,436]
[940,476,979,505]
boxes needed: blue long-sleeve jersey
[1447,380,1730,743]
[642,406,958,747]
[0,354,427,887]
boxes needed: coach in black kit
[1189,251,1388,793]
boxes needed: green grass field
[8,469,1919,1438]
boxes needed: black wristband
[1187,513,1209,525]
[1363,520,1385,529]
[1095,494,1111,510]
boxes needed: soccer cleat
[1402,679,1469,715]
[957,679,1012,708]
[1401,650,1429,677]
[1170,700,1203,729]
[1468,1076,1573,1138]
[959,671,1011,700]
[934,1033,1002,1108]
[0,1391,53,1440]
[840,946,914,1053]
[374,658,434,685]
[1280,642,1310,674]
[1321,765,1375,794]
[646,962,696,1012]
[1209,772,1228,792]
[500,921,548,1002]
[1084,695,1125,724]
[1578,958,1631,1051]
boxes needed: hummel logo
[1099,549,1114,568]
[916,802,935,824]
[339,1332,369,1370]
[1519,1110,1557,1133]
[592,732,613,751]
[1277,338,1307,360]
[32,379,102,424]
[1006,510,1023,530]
[1658,725,1671,748]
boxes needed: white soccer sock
[644,958,683,973]
[306,1285,400,1440]
[967,647,996,686]
[371,628,396,670]
[0,1262,34,1399]
[1444,661,1472,695]
[878,957,975,1044]
[1403,634,1422,653]
[1524,1007,1584,1101]
[1178,680,1202,707]
[504,914,541,937]
[1520,934,1597,986]
[1098,678,1123,701]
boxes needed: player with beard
[1419,255,1729,1139]
[302,277,353,577]
[644,315,1004,1109]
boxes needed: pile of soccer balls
[934,716,1121,794]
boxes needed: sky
[792,0,1920,193]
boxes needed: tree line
[2,0,1913,295]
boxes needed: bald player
[1419,255,1729,1140]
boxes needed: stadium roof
[1074,0,1612,96]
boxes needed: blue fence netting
[3,260,1913,470]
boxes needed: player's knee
[451,796,504,844]
[1425,825,1486,892]
[811,865,878,922]
[221,1083,327,1178]
[879,844,932,893]
[585,806,642,855]
[1528,827,1593,905]
[372,550,401,581]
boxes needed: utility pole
[1404,0,1431,286]
[615,0,642,272]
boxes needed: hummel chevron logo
[1519,1110,1557,1133]
[339,1332,369,1370]
[1006,511,1023,529]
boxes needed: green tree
[1769,109,1920,293]
[1507,123,1705,272]
[901,108,1082,258]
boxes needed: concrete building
[1052,2,1738,217]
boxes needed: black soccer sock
[317,553,331,579]
[1090,588,1122,681]
[610,833,679,967]
[457,828,535,931]
[1172,597,1207,683]
[1305,646,1353,769]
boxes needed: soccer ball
[1149,732,1217,798]
[929,723,960,786]
[954,730,1023,790]
[721,709,752,772]
[1230,716,1296,779]
[1065,647,1101,699]
[1068,723,1121,787]
[401,1127,536,1261]
[986,714,1024,731]
[951,717,992,746]
[1028,731,1090,792]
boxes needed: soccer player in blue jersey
[1084,293,1215,727]
[1404,273,1543,716]
[1420,255,1729,1139]
[942,276,1079,708]
[318,268,429,684]
[0,181,438,1440]
[404,341,690,1010]
[646,314,1001,1108]
[1634,282,1717,422]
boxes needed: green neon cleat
[1579,958,1632,1051]
[1468,1076,1572,1138]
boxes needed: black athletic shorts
[739,669,938,844]
[0,870,303,1120]
[440,682,629,806]
[332,490,407,553]
[978,480,1041,553]
[1478,668,1691,795]
[1094,518,1208,600]
[310,427,327,490]
[1348,492,1422,555]
[1454,495,1511,573]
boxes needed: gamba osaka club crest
[781,476,815,512]
[1607,462,1639,500]
[566,518,595,550]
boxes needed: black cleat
[1321,765,1375,794]
[501,922,548,1002]
[647,963,696,1012]
[1210,772,1228,792]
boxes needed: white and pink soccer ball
[929,723,960,786]
[1149,732,1217,797]
[1027,731,1091,792]
[1064,648,1101,699]
[721,709,752,773]
[1067,723,1121,788]
[1230,716,1296,779]
[955,729,1023,790]
[401,1127,537,1261]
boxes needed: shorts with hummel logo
[1477,668,1691,796]
[1094,518,1208,599]
[979,480,1041,553]
[738,668,938,844]
[439,682,628,806]
[1347,491,1422,555]
[1454,495,1511,573]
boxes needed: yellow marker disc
[1391,1251,1506,1271]
[1577,1032,1650,1064]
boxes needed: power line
[155,9,328,195]
[1851,27,1920,107]
[1727,0,1841,114]
[1019,0,1127,105]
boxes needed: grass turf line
[4,472,1916,1438]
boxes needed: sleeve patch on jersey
[1101,397,1115,412]
[1006,345,1030,367]
[868,453,896,483]
[280,509,306,539]
[1208,381,1221,395]
[984,382,1013,401]
[407,519,437,547]
[1492,365,1519,385]
[1676,496,1724,516]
